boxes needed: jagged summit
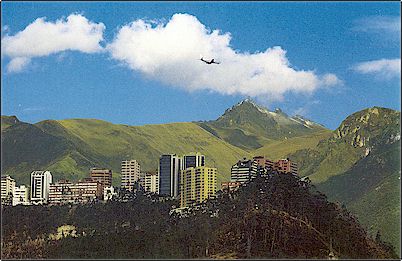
[226,98,282,118]
[196,98,329,150]
[220,98,324,129]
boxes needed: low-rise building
[12,185,30,206]
[90,168,112,188]
[104,186,117,201]
[1,175,15,206]
[274,158,298,175]
[48,178,103,205]
[221,181,242,192]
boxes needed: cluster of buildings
[221,156,298,192]
[1,153,297,209]
[1,175,29,206]
[1,168,116,206]
[119,153,216,208]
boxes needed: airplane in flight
[200,57,220,64]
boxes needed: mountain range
[1,99,400,254]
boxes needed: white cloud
[107,13,341,100]
[7,57,31,73]
[2,13,105,73]
[353,16,401,36]
[353,58,401,79]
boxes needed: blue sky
[1,2,400,130]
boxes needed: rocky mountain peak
[333,106,400,148]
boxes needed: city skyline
[1,2,400,130]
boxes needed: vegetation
[1,99,327,186]
[1,103,400,255]
[1,173,397,259]
[198,99,326,150]
[287,106,401,255]
[1,118,251,186]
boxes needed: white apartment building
[12,185,30,206]
[1,175,15,205]
[144,172,159,194]
[30,170,52,205]
[121,160,141,191]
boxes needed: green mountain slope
[1,99,329,186]
[197,99,328,151]
[253,130,332,160]
[287,106,401,255]
[317,142,401,255]
[1,115,20,131]
[56,119,251,184]
[289,107,400,182]
[1,117,251,186]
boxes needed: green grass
[316,143,401,256]
[308,142,364,183]
[252,130,332,160]
[56,119,252,185]
[349,172,401,257]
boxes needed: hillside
[0,115,20,131]
[1,103,399,255]
[289,107,400,182]
[1,117,250,186]
[253,130,332,160]
[287,106,401,255]
[1,174,397,259]
[197,99,328,151]
[1,99,329,186]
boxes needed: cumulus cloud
[2,13,105,73]
[107,13,341,100]
[353,58,401,79]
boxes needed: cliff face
[333,107,400,149]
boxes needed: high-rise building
[89,168,112,188]
[48,178,103,205]
[121,160,141,191]
[144,171,159,194]
[180,166,217,208]
[159,154,182,197]
[1,175,15,205]
[230,159,258,184]
[12,185,30,206]
[183,153,205,169]
[30,170,52,204]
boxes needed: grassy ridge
[317,142,401,255]
[252,130,332,160]
[286,107,401,255]
[1,117,252,186]
[57,119,252,184]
